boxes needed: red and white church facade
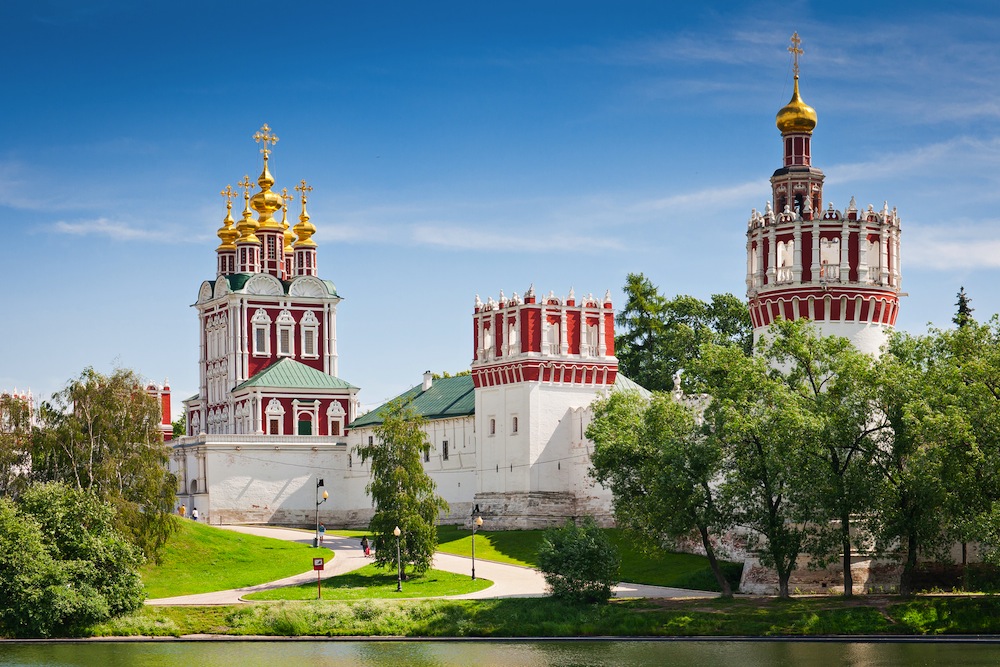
[170,126,623,527]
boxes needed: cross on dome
[788,32,803,78]
[253,124,279,159]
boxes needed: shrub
[537,517,620,604]
[0,483,145,638]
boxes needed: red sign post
[313,557,325,599]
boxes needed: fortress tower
[746,34,902,356]
[470,286,618,526]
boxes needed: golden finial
[293,179,317,248]
[217,185,240,250]
[788,32,803,78]
[253,124,279,160]
[281,187,295,253]
[235,174,260,244]
[776,32,817,135]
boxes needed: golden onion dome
[776,76,817,134]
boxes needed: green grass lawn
[141,518,331,598]
[435,525,742,592]
[245,563,493,601]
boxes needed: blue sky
[4,1,1000,415]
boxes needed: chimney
[422,370,433,391]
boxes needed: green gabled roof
[612,374,652,399]
[234,358,357,391]
[350,375,474,428]
[223,273,253,291]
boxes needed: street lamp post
[314,478,328,548]
[393,525,402,592]
[471,515,483,580]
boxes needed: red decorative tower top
[746,33,902,356]
[470,285,617,388]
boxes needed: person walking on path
[361,535,370,557]
[318,523,326,545]
[191,507,199,521]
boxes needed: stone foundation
[739,555,903,595]
[472,491,613,530]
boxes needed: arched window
[276,310,295,357]
[300,310,320,359]
[251,309,272,357]
[327,401,346,437]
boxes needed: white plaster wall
[754,320,892,357]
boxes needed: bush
[0,483,145,638]
[537,518,620,604]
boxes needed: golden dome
[776,76,817,134]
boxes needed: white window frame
[511,415,519,435]
[251,308,272,357]
[327,401,346,437]
[265,398,285,435]
[300,310,320,359]
[276,309,295,358]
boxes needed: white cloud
[907,222,1000,270]
[52,218,186,242]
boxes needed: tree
[171,414,186,439]
[0,483,144,638]
[0,393,32,497]
[30,367,176,560]
[537,517,620,603]
[357,401,448,578]
[954,287,975,328]
[588,391,734,597]
[869,332,959,595]
[615,273,751,391]
[764,319,887,597]
[697,342,818,598]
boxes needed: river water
[2,639,1000,666]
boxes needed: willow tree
[358,401,448,578]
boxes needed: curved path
[146,525,717,606]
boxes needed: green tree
[30,367,176,560]
[869,332,960,595]
[357,401,448,578]
[0,393,32,497]
[697,343,818,598]
[0,483,144,638]
[588,391,734,597]
[537,517,620,603]
[765,319,887,597]
[954,287,974,328]
[171,414,186,439]
[615,273,751,391]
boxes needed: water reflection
[2,640,1000,667]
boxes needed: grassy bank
[92,595,1000,638]
[142,519,330,598]
[434,526,742,592]
[245,564,493,600]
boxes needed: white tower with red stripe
[746,34,902,356]
[470,285,617,526]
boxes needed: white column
[810,220,820,283]
[792,226,803,283]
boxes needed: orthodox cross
[237,174,254,203]
[295,179,313,205]
[280,187,292,210]
[220,184,237,210]
[788,32,803,77]
[253,124,279,158]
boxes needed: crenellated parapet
[470,286,617,389]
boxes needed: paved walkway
[146,525,718,605]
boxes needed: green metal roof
[213,274,340,298]
[612,374,652,399]
[350,375,475,428]
[234,358,357,391]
